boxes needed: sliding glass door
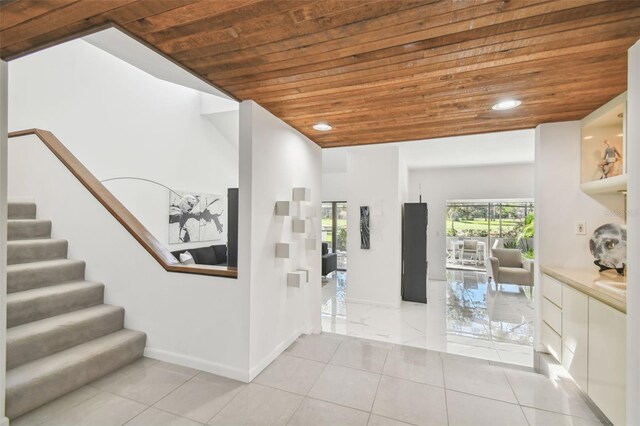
[322,201,347,271]
[446,200,534,271]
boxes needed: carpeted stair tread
[7,238,68,265]
[7,258,86,293]
[8,219,52,240]
[6,329,146,419]
[7,281,104,328]
[7,304,125,369]
[8,201,36,220]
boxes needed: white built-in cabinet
[561,286,589,392]
[541,273,626,425]
[587,298,626,426]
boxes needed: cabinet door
[561,286,588,392]
[588,299,626,425]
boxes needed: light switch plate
[575,221,586,235]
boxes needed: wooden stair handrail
[9,129,237,279]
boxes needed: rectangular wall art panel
[360,206,370,249]
[169,191,224,244]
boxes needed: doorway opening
[322,201,347,271]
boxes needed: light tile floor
[13,333,606,426]
[322,270,535,366]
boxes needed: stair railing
[8,129,237,278]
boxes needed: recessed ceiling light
[617,133,624,137]
[313,122,332,131]
[584,136,593,140]
[492,99,521,111]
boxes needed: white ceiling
[322,129,535,173]
[83,28,234,100]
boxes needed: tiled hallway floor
[322,271,535,366]
[13,333,605,426]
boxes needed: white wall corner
[533,125,544,353]
[247,327,305,382]
[625,39,640,426]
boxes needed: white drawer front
[542,274,562,308]
[542,298,562,335]
[542,322,562,362]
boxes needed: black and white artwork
[169,191,224,244]
[589,223,626,275]
[360,206,370,250]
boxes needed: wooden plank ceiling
[1,0,639,147]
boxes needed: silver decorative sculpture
[590,223,626,275]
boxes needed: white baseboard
[345,297,400,308]
[145,325,317,384]
[0,416,10,426]
[143,347,250,383]
[247,325,310,382]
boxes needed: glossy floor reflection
[13,335,605,426]
[321,270,535,366]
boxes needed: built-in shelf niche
[581,92,627,195]
[580,174,628,195]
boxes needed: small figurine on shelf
[589,223,626,275]
[599,139,622,179]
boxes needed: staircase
[5,201,146,419]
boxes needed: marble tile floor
[321,270,535,367]
[12,333,606,426]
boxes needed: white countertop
[540,265,627,313]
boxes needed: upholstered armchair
[321,243,337,279]
[486,248,534,286]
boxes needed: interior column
[0,59,10,426]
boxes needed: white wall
[533,120,626,355]
[239,101,322,378]
[0,59,9,426]
[8,39,238,251]
[535,122,625,270]
[346,145,403,307]
[322,172,348,201]
[7,99,323,383]
[8,135,250,380]
[626,40,640,426]
[409,164,535,280]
